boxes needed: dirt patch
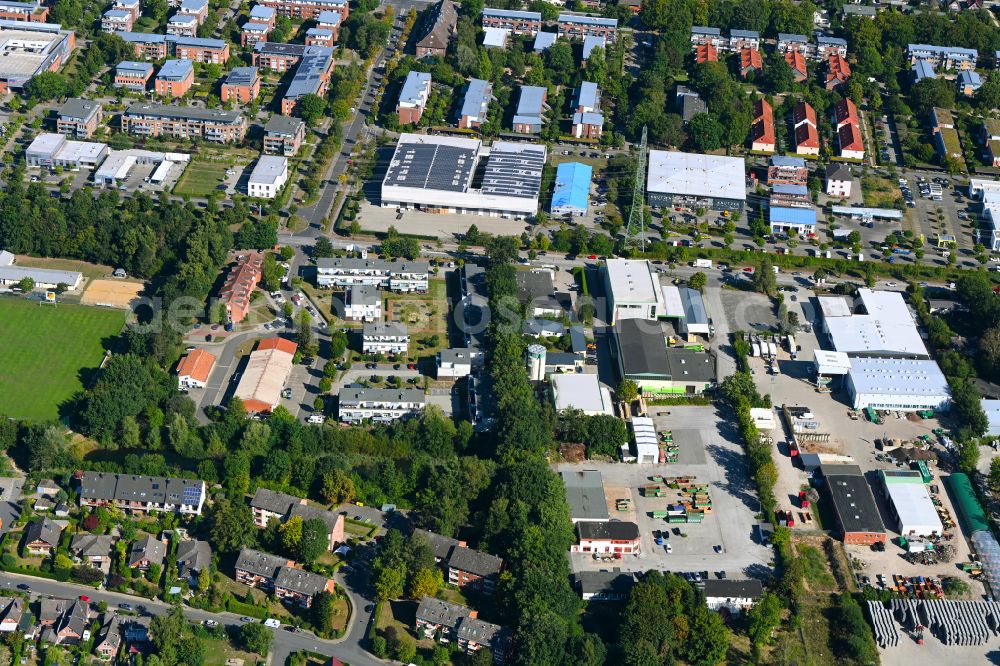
[81,279,144,308]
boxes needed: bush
[226,598,268,620]
[369,635,387,658]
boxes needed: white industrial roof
[551,373,612,415]
[817,295,852,318]
[26,132,66,156]
[813,350,851,375]
[661,284,684,317]
[824,289,927,357]
[249,155,287,186]
[51,140,106,163]
[605,259,662,306]
[647,150,746,202]
[885,481,943,536]
[235,341,296,411]
[847,358,949,398]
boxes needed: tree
[751,259,777,297]
[689,271,707,291]
[679,605,729,666]
[314,236,334,258]
[24,71,68,100]
[197,566,211,592]
[209,499,256,554]
[312,590,337,633]
[617,379,639,404]
[280,515,304,553]
[374,564,405,601]
[747,591,782,645]
[958,439,981,474]
[240,622,273,656]
[320,469,355,505]
[407,566,442,599]
[298,94,328,126]
[17,277,34,292]
[298,518,328,563]
[688,113,725,151]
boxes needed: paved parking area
[717,285,779,333]
[558,405,774,580]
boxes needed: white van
[263,618,280,628]
[307,414,324,424]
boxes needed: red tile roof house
[749,98,775,152]
[739,47,762,78]
[694,42,717,64]
[176,348,217,389]
[792,101,819,155]
[218,252,263,323]
[825,53,851,90]
[837,122,865,160]
[22,517,63,556]
[785,50,807,82]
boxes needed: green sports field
[0,298,126,421]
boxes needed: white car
[307,414,324,424]
[263,618,280,628]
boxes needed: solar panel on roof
[182,485,201,503]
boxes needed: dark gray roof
[481,143,545,198]
[570,326,587,354]
[616,319,670,378]
[824,470,886,536]
[128,534,167,567]
[825,163,853,181]
[348,285,380,306]
[547,352,581,366]
[124,103,244,125]
[316,257,430,274]
[577,521,640,540]
[0,597,24,626]
[523,319,565,336]
[703,579,764,599]
[516,270,555,302]
[575,570,636,595]
[253,41,307,57]
[59,98,101,123]
[416,0,457,52]
[338,387,426,406]
[97,614,122,651]
[560,469,610,521]
[455,616,507,647]
[251,488,301,516]
[288,503,341,531]
[363,321,408,338]
[235,547,288,579]
[70,534,114,558]
[224,66,259,87]
[57,600,90,639]
[415,596,470,628]
[664,348,714,384]
[383,140,477,193]
[274,566,331,596]
[176,539,211,578]
[447,546,503,577]
[264,115,305,137]
[411,528,461,561]
[285,46,334,100]
[23,517,61,548]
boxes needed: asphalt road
[0,571,382,666]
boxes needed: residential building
[458,78,492,129]
[582,34,604,59]
[114,60,153,91]
[676,86,706,122]
[241,21,269,47]
[481,8,540,35]
[172,36,229,63]
[288,503,346,550]
[436,348,481,378]
[612,318,715,395]
[249,4,276,26]
[445,547,502,595]
[128,534,166,569]
[982,118,1000,167]
[836,121,865,160]
[362,321,409,354]
[316,257,429,291]
[166,13,198,36]
[234,548,293,589]
[842,4,877,18]
[551,161,592,216]
[56,98,102,138]
[776,32,809,54]
[176,348,216,389]
[557,13,617,42]
[69,534,115,569]
[257,0,348,20]
[415,597,511,661]
[739,47,763,78]
[793,101,819,155]
[221,66,260,103]
[602,258,664,322]
[574,571,637,601]
[155,58,193,97]
[304,27,334,47]
[263,115,305,155]
[749,98,775,152]
[646,150,746,211]
[0,597,24,633]
[22,517,62,555]
[176,539,211,584]
[247,155,288,199]
[343,285,381,321]
[397,70,431,125]
[94,614,122,659]
[821,464,887,545]
[769,183,810,208]
[176,0,207,22]
[729,29,760,51]
[280,45,334,115]
[415,0,456,58]
[337,387,426,423]
[234,548,335,608]
[39,599,90,646]
[116,31,168,60]
[908,43,977,70]
[768,156,808,186]
[825,163,853,197]
[694,42,717,63]
[218,252,263,323]
[572,110,603,139]
[785,49,807,82]
[0,0,47,22]
[122,103,247,143]
[102,9,133,33]
[913,58,936,83]
[532,30,556,51]
[769,206,816,235]
[825,53,851,90]
[512,85,546,134]
[78,471,207,515]
[233,337,298,413]
[816,34,847,60]
[316,9,341,33]
[253,41,309,71]
[958,70,983,96]
[704,579,764,614]
[690,25,722,48]
[114,0,142,22]
[571,521,641,554]
[249,488,345,551]
[0,21,75,94]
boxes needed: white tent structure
[631,417,658,464]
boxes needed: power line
[625,125,647,252]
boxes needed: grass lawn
[772,596,835,666]
[797,544,836,590]
[202,636,264,666]
[174,160,230,198]
[0,298,125,421]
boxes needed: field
[0,298,126,421]
[81,279,144,308]
[173,160,230,197]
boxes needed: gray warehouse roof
[647,150,746,202]
[560,469,610,521]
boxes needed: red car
[407,363,416,370]
[79,595,90,603]
[743,267,754,273]
[588,254,597,260]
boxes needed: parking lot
[558,405,774,580]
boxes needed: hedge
[225,599,269,620]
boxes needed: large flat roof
[825,289,928,357]
[616,318,670,378]
[647,150,746,202]
[882,476,942,535]
[0,23,71,83]
[604,259,661,306]
[552,161,591,212]
[824,469,886,536]
[551,374,612,415]
[560,469,610,521]
[847,357,949,398]
[480,141,545,199]
[125,102,244,125]
[249,155,287,186]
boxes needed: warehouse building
[25,133,108,169]
[611,319,715,395]
[769,205,816,235]
[845,357,950,412]
[602,259,664,322]
[878,470,943,538]
[381,133,546,218]
[661,285,710,336]
[560,469,609,523]
[822,288,929,359]
[234,337,297,414]
[549,373,613,416]
[821,464,886,545]
[646,150,746,211]
[0,251,82,290]
[0,19,75,92]
[551,162,591,216]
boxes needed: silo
[526,344,547,382]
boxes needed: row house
[415,597,511,662]
[112,0,141,20]
[557,13,617,42]
[512,84,546,134]
[458,78,492,129]
[221,66,261,104]
[315,257,430,292]
[932,106,961,162]
[343,284,381,321]
[337,387,426,424]
[249,487,346,550]
[38,599,91,646]
[690,27,759,51]
[815,35,847,60]
[281,45,335,115]
[154,58,194,98]
[749,98,775,153]
[825,53,851,90]
[166,13,198,37]
[0,0,48,22]
[776,32,810,56]
[257,0,348,21]
[362,321,409,355]
[833,98,864,160]
[739,47,762,78]
[219,251,263,323]
[56,98,102,138]
[397,70,431,125]
[253,41,307,71]
[234,548,335,608]
[694,42,717,64]
[114,60,153,91]
[263,114,305,156]
[415,0,456,58]
[792,100,819,155]
[480,8,540,36]
[122,103,247,143]
[77,470,208,515]
[729,29,760,51]
[690,25,723,49]
[570,521,641,555]
[785,49,807,82]
[102,9,133,33]
[571,81,602,139]
[908,43,978,70]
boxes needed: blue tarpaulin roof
[551,162,592,214]
[769,206,816,225]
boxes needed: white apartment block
[362,322,409,355]
[343,285,381,321]
[338,387,426,423]
[315,257,429,292]
[247,155,288,199]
